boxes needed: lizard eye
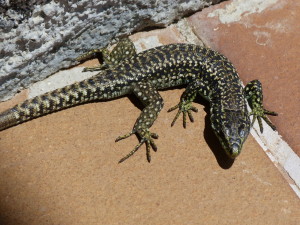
[224,128,230,137]
[239,125,246,138]
[240,130,245,138]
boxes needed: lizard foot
[82,65,107,72]
[250,107,278,133]
[115,129,159,163]
[167,101,198,128]
[76,48,103,62]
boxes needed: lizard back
[0,44,245,131]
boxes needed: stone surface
[188,0,300,156]
[0,23,299,225]
[0,0,222,101]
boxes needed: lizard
[0,38,278,163]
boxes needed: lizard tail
[0,109,19,131]
[0,76,121,131]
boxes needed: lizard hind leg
[244,80,278,133]
[115,81,164,163]
[77,37,137,72]
[105,37,137,67]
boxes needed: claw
[187,110,194,123]
[76,48,103,62]
[167,104,180,113]
[257,116,263,133]
[264,110,278,116]
[118,140,144,163]
[82,64,107,72]
[115,131,135,142]
[262,109,277,131]
[170,110,181,127]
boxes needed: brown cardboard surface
[0,89,299,225]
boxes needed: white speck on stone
[29,67,98,98]
[208,0,279,24]
[31,16,44,25]
[23,31,41,41]
[176,19,204,45]
[42,2,59,17]
[253,31,272,46]
[134,36,162,52]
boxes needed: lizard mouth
[221,141,241,159]
[216,133,242,159]
[228,143,241,158]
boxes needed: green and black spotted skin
[0,39,277,162]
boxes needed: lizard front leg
[244,80,278,132]
[116,81,164,163]
[168,79,210,128]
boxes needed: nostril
[230,138,241,144]
[231,143,240,156]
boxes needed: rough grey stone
[0,0,223,101]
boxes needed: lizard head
[210,107,250,158]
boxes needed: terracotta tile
[188,0,300,155]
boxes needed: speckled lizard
[0,38,277,162]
